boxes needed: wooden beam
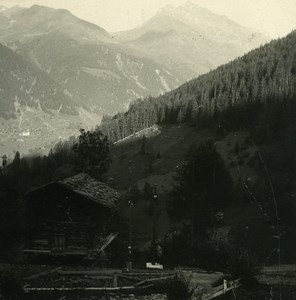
[120,272,175,277]
[25,267,62,281]
[116,274,142,281]
[57,271,117,276]
[135,275,175,287]
[24,285,153,292]
[23,249,51,254]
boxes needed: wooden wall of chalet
[24,183,114,253]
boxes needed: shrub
[233,142,240,154]
[238,158,245,165]
[247,154,257,168]
[165,272,198,300]
[0,272,25,299]
[227,248,261,285]
[243,136,252,146]
[241,151,250,159]
[197,243,261,286]
[229,160,236,168]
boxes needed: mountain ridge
[0,5,183,115]
[116,1,267,79]
[0,4,114,45]
[0,42,75,119]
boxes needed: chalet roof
[58,173,120,208]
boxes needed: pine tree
[12,152,20,172]
[171,140,233,238]
[72,129,111,179]
[140,135,147,155]
[1,155,7,168]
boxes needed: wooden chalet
[24,173,120,258]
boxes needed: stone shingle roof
[58,173,119,208]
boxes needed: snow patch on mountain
[116,53,123,71]
[82,67,121,81]
[156,69,170,92]
[130,74,147,90]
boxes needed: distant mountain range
[0,2,268,156]
[0,5,114,45]
[0,5,181,116]
[0,43,76,119]
[116,1,266,79]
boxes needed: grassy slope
[106,124,270,251]
[107,123,296,262]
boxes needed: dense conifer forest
[100,31,296,143]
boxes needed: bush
[233,142,240,154]
[247,154,257,168]
[238,158,245,165]
[241,151,250,159]
[243,136,252,146]
[165,272,198,300]
[229,160,236,168]
[227,248,261,285]
[195,243,261,286]
[0,272,25,299]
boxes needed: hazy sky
[0,0,295,37]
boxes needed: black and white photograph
[0,0,296,299]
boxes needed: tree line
[99,31,296,143]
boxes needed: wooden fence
[202,279,241,300]
[23,268,241,299]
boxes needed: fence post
[113,274,118,288]
[223,279,227,294]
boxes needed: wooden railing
[23,268,241,299]
[202,278,241,300]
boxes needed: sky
[0,0,295,37]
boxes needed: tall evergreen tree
[170,140,233,238]
[72,129,111,179]
[11,152,20,172]
[140,135,147,155]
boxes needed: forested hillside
[100,31,296,142]
[97,31,296,265]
